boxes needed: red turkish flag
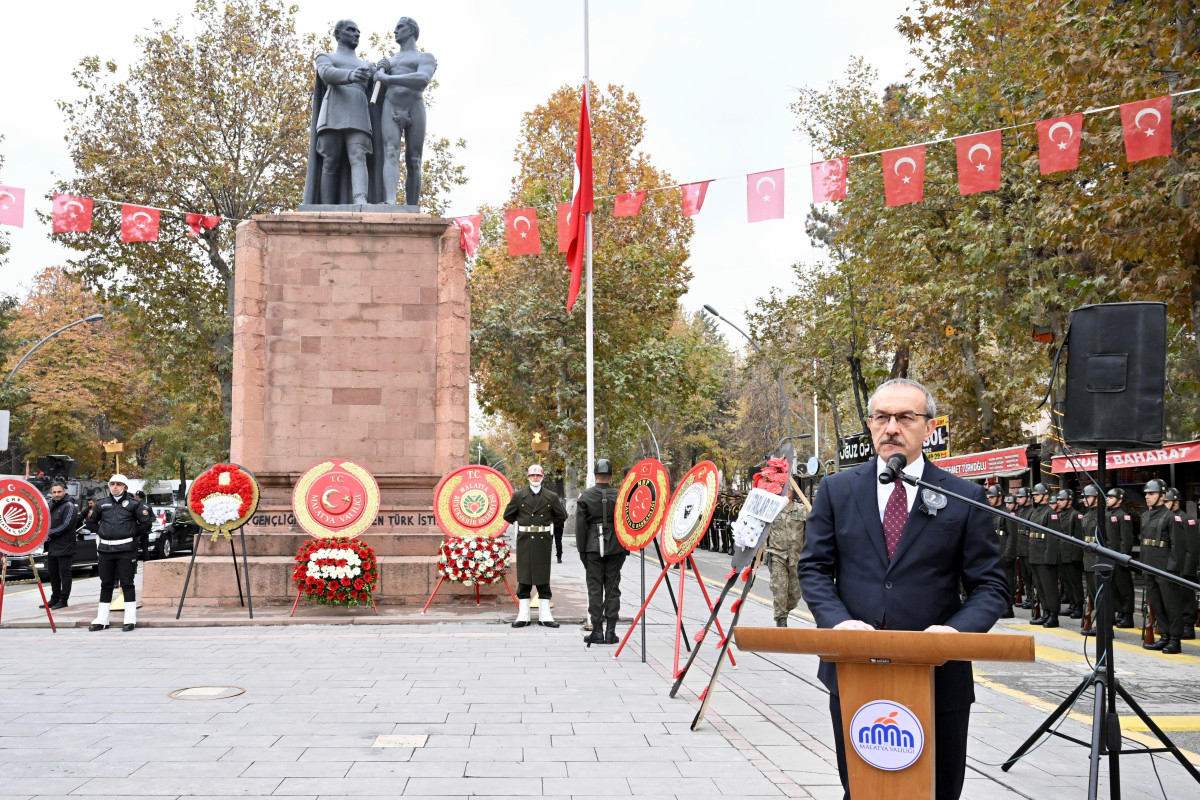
[881,146,925,207]
[614,190,647,217]
[52,193,93,233]
[556,203,572,252]
[810,158,848,203]
[453,215,481,258]
[955,130,1002,195]
[1036,113,1084,174]
[566,90,594,312]
[504,207,541,256]
[120,204,160,242]
[746,169,784,222]
[0,186,26,228]
[680,181,710,216]
[185,213,222,237]
[1120,95,1172,163]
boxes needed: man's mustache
[878,437,905,447]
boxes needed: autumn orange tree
[471,84,730,487]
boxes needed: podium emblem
[849,700,924,771]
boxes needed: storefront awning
[1051,440,1200,474]
[935,446,1028,480]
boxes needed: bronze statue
[373,17,437,207]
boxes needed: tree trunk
[889,345,910,379]
[956,333,995,445]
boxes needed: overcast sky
[1,0,913,335]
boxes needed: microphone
[878,453,908,485]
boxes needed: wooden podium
[735,628,1034,798]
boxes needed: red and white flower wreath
[188,463,260,540]
[292,537,378,608]
[437,535,511,586]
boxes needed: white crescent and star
[64,199,85,216]
[967,142,992,171]
[1047,120,1075,150]
[1134,106,1161,136]
[320,488,350,512]
[893,156,917,184]
[131,211,153,228]
[0,191,14,209]
[513,215,530,237]
[755,176,776,199]
[459,220,474,236]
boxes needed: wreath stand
[0,553,57,632]
[421,574,519,614]
[176,526,253,620]
[613,550,734,677]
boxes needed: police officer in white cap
[83,474,153,631]
[503,464,567,628]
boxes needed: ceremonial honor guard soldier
[1139,479,1183,653]
[1106,488,1137,627]
[1056,489,1086,620]
[987,486,1014,618]
[84,474,153,632]
[575,459,628,644]
[503,464,567,629]
[1002,494,1020,614]
[1165,488,1198,640]
[1013,488,1034,611]
[1080,485,1103,635]
[1026,483,1058,626]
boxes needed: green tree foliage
[471,84,730,484]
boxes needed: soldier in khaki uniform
[766,488,808,627]
[503,464,567,629]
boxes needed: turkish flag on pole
[1120,95,1172,163]
[565,90,594,312]
[556,203,572,252]
[0,186,26,228]
[504,207,541,256]
[120,204,160,242]
[453,215,481,258]
[613,190,647,217]
[52,193,94,233]
[185,213,222,237]
[881,145,926,207]
[955,130,1002,195]
[680,181,710,216]
[746,169,784,222]
[1036,113,1084,174]
[810,158,848,203]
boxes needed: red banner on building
[936,446,1028,479]
[1052,440,1200,474]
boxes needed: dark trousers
[829,694,969,800]
[1145,573,1181,637]
[516,583,551,600]
[1084,571,1099,620]
[1113,565,1135,615]
[98,551,137,603]
[1002,557,1017,600]
[47,553,73,603]
[584,552,626,622]
[1033,563,1060,615]
[1017,557,1032,603]
[1060,561,1084,606]
[553,526,564,560]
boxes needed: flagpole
[583,0,596,489]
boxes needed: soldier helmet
[1055,488,1074,502]
[594,459,613,475]
[1164,487,1181,503]
[1003,495,1016,504]
[1032,482,1050,496]
[1081,485,1101,498]
[527,464,544,477]
[1143,478,1167,495]
[986,485,1001,498]
[1014,487,1029,498]
[1106,487,1125,501]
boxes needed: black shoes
[1030,615,1049,625]
[50,601,68,610]
[512,620,529,628]
[88,624,109,632]
[775,618,788,627]
[122,623,137,632]
[1068,605,1083,620]
[556,556,562,564]
[1080,626,1095,636]
[1043,615,1060,628]
[1145,636,1170,651]
[539,619,560,629]
[603,619,619,645]
[585,618,605,645]
[1181,625,1195,640]
[1162,637,1182,654]
[1115,615,1135,628]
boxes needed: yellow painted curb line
[1007,623,1200,666]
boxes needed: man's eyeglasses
[867,412,930,428]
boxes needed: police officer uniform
[1105,489,1137,627]
[43,490,77,609]
[503,464,567,628]
[1026,484,1059,626]
[84,474,152,632]
[1166,488,1198,640]
[766,494,807,626]
[1140,479,1183,653]
[575,459,628,644]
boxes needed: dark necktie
[883,481,909,560]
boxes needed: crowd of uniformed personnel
[997,478,1199,655]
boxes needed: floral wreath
[188,463,260,540]
[437,535,511,586]
[292,536,378,608]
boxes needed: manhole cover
[168,686,245,701]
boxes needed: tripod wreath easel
[177,463,260,620]
[0,478,57,632]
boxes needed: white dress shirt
[876,455,925,521]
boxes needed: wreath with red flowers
[292,537,378,608]
[436,535,511,586]
[188,463,260,540]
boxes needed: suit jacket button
[885,581,893,589]
[873,619,882,627]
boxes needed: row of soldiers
[990,481,1199,654]
[697,493,744,553]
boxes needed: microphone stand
[885,467,1200,799]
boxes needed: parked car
[9,507,99,579]
[149,505,199,559]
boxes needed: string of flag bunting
[1,89,1195,260]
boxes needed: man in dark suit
[798,378,1009,800]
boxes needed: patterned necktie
[882,481,909,560]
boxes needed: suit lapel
[887,462,943,572]
[851,462,889,567]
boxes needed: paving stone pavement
[1,538,1197,798]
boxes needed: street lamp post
[703,304,793,441]
[1,314,105,390]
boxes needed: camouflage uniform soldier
[767,489,808,626]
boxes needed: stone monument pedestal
[141,211,492,608]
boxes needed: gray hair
[867,378,937,417]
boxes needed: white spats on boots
[89,602,111,632]
[122,602,137,632]
[538,599,560,628]
[512,598,531,628]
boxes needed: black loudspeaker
[1063,302,1166,450]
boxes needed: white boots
[123,602,137,632]
[512,598,531,628]
[538,600,559,628]
[89,599,137,632]
[89,602,111,632]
